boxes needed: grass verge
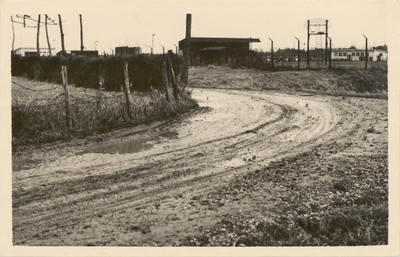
[12,83,197,150]
[190,65,387,97]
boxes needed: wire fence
[12,78,125,108]
[12,80,60,91]
[12,60,181,140]
[248,52,388,71]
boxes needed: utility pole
[36,14,41,55]
[45,15,52,56]
[161,45,165,55]
[327,36,332,68]
[362,34,368,70]
[295,37,300,70]
[152,34,154,55]
[307,20,310,68]
[58,14,66,56]
[11,16,15,53]
[325,19,328,66]
[80,14,84,51]
[269,38,274,69]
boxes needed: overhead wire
[12,14,58,28]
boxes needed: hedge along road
[13,88,358,246]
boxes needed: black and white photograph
[1,0,399,256]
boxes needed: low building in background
[178,37,261,65]
[14,47,55,57]
[369,48,388,61]
[199,46,227,64]
[115,46,142,56]
[331,48,387,61]
[70,50,99,57]
[56,50,99,57]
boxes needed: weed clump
[177,204,388,246]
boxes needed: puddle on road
[220,158,246,168]
[158,131,178,138]
[80,131,178,155]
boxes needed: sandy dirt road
[12,88,384,246]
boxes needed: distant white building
[14,47,55,57]
[331,48,387,61]
[369,49,388,62]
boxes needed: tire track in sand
[13,89,357,245]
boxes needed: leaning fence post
[123,61,133,119]
[161,61,170,102]
[167,55,180,100]
[61,65,73,130]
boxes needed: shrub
[24,55,41,80]
[39,56,66,83]
[11,54,178,92]
[102,56,124,91]
[11,54,27,76]
[65,56,105,89]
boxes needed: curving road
[13,88,361,246]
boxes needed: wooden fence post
[123,61,133,119]
[169,50,184,93]
[61,66,73,129]
[161,61,170,102]
[167,55,179,100]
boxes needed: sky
[2,0,397,55]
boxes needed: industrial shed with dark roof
[178,37,261,65]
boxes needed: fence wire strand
[13,90,124,107]
[12,80,60,91]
